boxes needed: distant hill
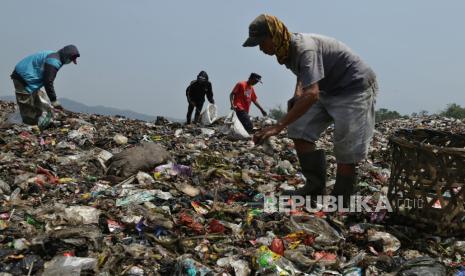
[0,95,181,122]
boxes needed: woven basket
[388,129,465,236]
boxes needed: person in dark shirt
[186,71,214,124]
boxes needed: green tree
[375,108,403,122]
[269,105,286,121]
[440,103,465,119]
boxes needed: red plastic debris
[63,251,75,257]
[179,212,204,234]
[314,251,337,261]
[207,219,225,233]
[270,237,285,256]
[36,166,59,184]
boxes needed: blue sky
[1,0,464,118]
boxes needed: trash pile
[0,99,464,275]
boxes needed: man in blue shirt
[10,45,80,129]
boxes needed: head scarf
[264,15,291,65]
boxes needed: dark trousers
[235,109,253,133]
[186,101,204,124]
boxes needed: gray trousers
[13,79,52,126]
[288,81,378,164]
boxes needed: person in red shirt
[229,73,267,133]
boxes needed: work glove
[52,101,64,110]
[261,110,268,117]
[106,142,172,177]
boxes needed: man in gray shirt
[246,14,378,207]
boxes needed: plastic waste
[290,215,344,246]
[154,163,192,177]
[64,206,101,224]
[116,191,155,206]
[174,182,200,197]
[200,103,218,126]
[254,246,301,275]
[173,254,212,276]
[136,171,155,185]
[42,256,97,276]
[397,257,446,276]
[221,111,250,139]
[113,134,128,145]
[270,237,285,256]
[367,230,401,253]
[200,128,215,137]
[0,179,11,194]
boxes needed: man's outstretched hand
[52,101,64,110]
[253,125,283,145]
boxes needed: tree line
[267,103,465,122]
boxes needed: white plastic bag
[200,103,218,125]
[220,111,250,139]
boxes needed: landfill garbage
[0,179,11,194]
[0,100,464,275]
[290,215,344,246]
[397,257,447,276]
[113,133,128,145]
[200,103,218,126]
[221,110,250,139]
[367,230,401,254]
[106,142,172,177]
[63,206,101,224]
[200,128,215,137]
[42,256,97,276]
[154,163,192,177]
[173,254,212,276]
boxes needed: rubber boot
[331,172,357,208]
[283,149,326,198]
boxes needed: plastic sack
[42,256,97,276]
[200,103,218,126]
[290,215,344,246]
[221,111,250,139]
[397,257,446,276]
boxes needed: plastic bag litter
[173,254,212,276]
[64,206,101,224]
[367,230,401,253]
[42,256,97,276]
[200,103,218,126]
[290,216,344,246]
[200,128,215,137]
[0,179,11,194]
[113,134,128,145]
[397,257,446,276]
[217,257,251,276]
[254,245,301,275]
[221,111,250,139]
[136,171,155,185]
[154,163,192,177]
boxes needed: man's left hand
[261,110,268,117]
[253,125,283,145]
[52,101,64,110]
